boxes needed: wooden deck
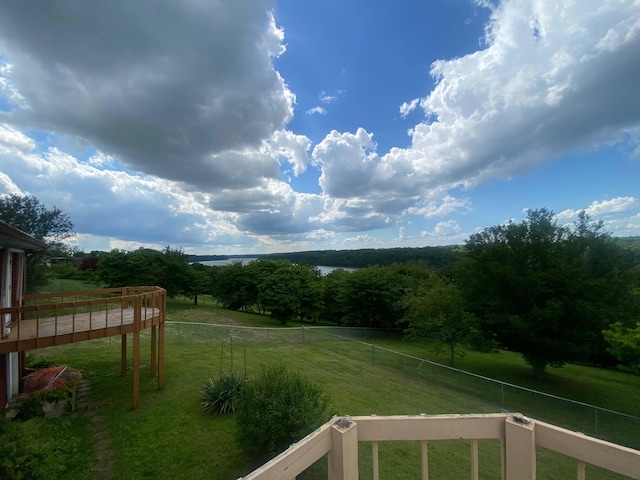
[0,306,162,354]
[1,286,166,408]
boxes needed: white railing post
[328,418,359,480]
[505,415,536,480]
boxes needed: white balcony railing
[240,413,640,480]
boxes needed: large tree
[98,247,193,297]
[0,194,74,243]
[460,208,636,376]
[402,274,476,367]
[0,194,75,291]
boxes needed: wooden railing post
[132,295,142,409]
[158,290,165,390]
[121,334,127,376]
[505,416,536,480]
[328,418,359,480]
[150,325,157,378]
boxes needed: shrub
[236,365,328,459]
[0,417,86,479]
[201,372,247,416]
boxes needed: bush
[201,372,247,416]
[0,417,86,479]
[236,365,328,460]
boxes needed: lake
[198,257,353,275]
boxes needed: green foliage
[202,372,247,416]
[338,264,416,328]
[402,274,476,367]
[0,194,74,242]
[604,322,640,374]
[98,246,193,297]
[210,261,254,310]
[236,365,329,460]
[0,417,88,480]
[25,355,57,369]
[210,260,324,324]
[461,209,638,375]
[0,194,76,293]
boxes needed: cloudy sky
[1,0,639,255]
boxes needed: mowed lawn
[17,291,640,479]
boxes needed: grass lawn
[9,289,639,479]
[30,329,635,480]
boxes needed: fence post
[371,344,376,366]
[302,326,305,344]
[328,418,359,480]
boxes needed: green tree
[185,263,213,305]
[603,322,640,374]
[0,194,74,292]
[256,261,303,325]
[460,208,636,376]
[339,265,409,329]
[320,268,352,324]
[97,247,193,297]
[402,275,476,367]
[210,261,250,310]
[0,194,74,243]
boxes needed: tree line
[84,210,640,376]
[2,194,639,376]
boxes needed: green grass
[366,337,640,416]
[39,278,102,293]
[10,296,639,479]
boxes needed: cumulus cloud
[557,197,639,222]
[0,0,295,191]
[312,0,640,228]
[0,139,242,247]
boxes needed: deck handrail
[0,286,166,354]
[239,414,640,480]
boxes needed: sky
[0,0,639,255]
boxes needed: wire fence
[166,322,640,450]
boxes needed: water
[197,257,353,275]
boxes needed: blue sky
[0,0,639,254]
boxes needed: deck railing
[240,414,640,480]
[0,286,166,354]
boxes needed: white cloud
[320,91,338,104]
[557,197,639,222]
[0,172,21,195]
[420,220,470,245]
[0,123,34,152]
[397,226,410,242]
[399,98,420,118]
[434,220,461,237]
[270,130,312,176]
[306,106,327,115]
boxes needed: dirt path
[73,380,114,480]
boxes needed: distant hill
[261,246,465,270]
[188,254,258,263]
[189,237,639,270]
